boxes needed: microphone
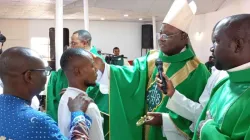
[155,58,167,94]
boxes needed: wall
[188,0,250,62]
[1,0,249,62]
[0,19,144,60]
[0,20,30,48]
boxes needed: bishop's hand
[144,112,163,126]
[156,72,175,97]
[92,54,105,73]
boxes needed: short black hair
[215,14,250,42]
[60,48,91,70]
[113,47,119,51]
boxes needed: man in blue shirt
[0,47,92,140]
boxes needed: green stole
[108,46,210,140]
[193,68,250,140]
[147,47,210,140]
[46,46,105,122]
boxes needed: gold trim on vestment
[104,131,110,138]
[145,57,200,139]
[147,50,160,82]
[100,111,110,116]
[169,57,200,87]
[169,116,191,139]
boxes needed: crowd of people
[0,0,250,140]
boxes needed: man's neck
[162,47,186,56]
[69,83,87,92]
[84,46,91,51]
[3,89,32,104]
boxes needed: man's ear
[181,32,188,40]
[73,67,81,76]
[24,71,33,84]
[233,38,244,53]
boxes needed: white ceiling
[0,0,226,22]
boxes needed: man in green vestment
[46,29,106,122]
[89,0,210,139]
[192,14,250,140]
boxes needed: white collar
[227,62,250,72]
[67,87,87,95]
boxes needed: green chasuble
[193,67,250,140]
[46,46,105,122]
[108,46,210,140]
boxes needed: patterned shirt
[0,94,92,140]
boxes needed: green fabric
[91,46,105,61]
[148,47,210,140]
[193,68,250,140]
[46,69,68,122]
[110,56,148,140]
[46,46,105,122]
[109,46,210,140]
[205,61,214,73]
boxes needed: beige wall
[0,19,144,60]
[188,0,249,62]
[0,19,29,50]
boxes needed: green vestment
[193,67,250,140]
[107,46,210,140]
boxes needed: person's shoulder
[60,88,78,100]
[16,108,55,129]
[88,102,100,111]
[23,108,66,139]
[25,108,54,122]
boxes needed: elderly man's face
[71,33,84,48]
[158,24,188,56]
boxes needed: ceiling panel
[0,0,226,22]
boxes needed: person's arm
[38,111,92,140]
[145,112,188,140]
[97,63,110,85]
[97,63,110,94]
[69,111,92,140]
[68,94,94,140]
[155,72,206,122]
[166,90,206,122]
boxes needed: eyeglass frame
[22,66,52,76]
[157,32,181,40]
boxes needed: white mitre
[163,0,197,33]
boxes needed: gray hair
[73,30,92,45]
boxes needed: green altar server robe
[105,45,210,140]
[193,65,250,140]
[46,46,105,122]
